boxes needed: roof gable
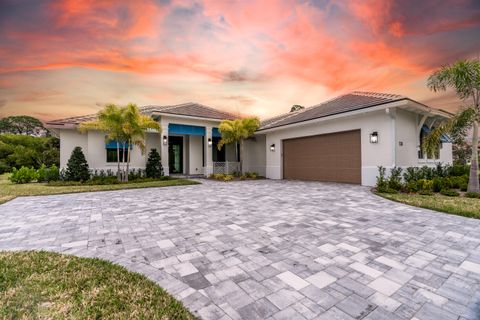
[46,103,236,127]
[258,92,405,131]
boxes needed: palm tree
[424,59,480,192]
[80,103,161,182]
[218,117,260,173]
[121,103,161,181]
[79,104,126,181]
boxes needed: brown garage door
[283,129,361,184]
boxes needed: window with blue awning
[168,124,206,136]
[105,141,131,149]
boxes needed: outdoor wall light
[270,143,275,152]
[163,135,168,145]
[208,138,212,147]
[370,131,379,143]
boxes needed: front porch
[158,123,239,177]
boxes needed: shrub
[432,177,446,193]
[417,179,433,191]
[405,181,418,193]
[419,166,435,180]
[128,168,145,181]
[145,149,163,179]
[448,164,470,177]
[376,166,388,192]
[65,147,90,181]
[9,166,38,184]
[460,182,468,192]
[388,167,403,191]
[465,192,480,199]
[243,172,258,179]
[403,167,419,183]
[223,174,234,182]
[440,189,460,197]
[37,164,48,182]
[448,176,464,189]
[418,189,434,196]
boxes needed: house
[46,92,453,186]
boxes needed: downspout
[387,108,396,168]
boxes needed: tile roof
[258,92,406,131]
[46,103,236,127]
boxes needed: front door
[168,136,183,174]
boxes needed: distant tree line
[0,115,59,173]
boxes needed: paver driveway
[1,180,480,320]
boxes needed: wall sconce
[163,135,168,145]
[370,132,378,144]
[270,144,275,152]
[208,138,212,147]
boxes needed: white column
[204,126,213,176]
[160,120,169,176]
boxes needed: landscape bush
[64,147,90,182]
[9,166,38,184]
[440,189,460,197]
[465,192,480,199]
[145,149,163,178]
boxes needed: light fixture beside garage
[370,131,378,143]
[208,138,212,147]
[270,144,275,152]
[163,135,168,145]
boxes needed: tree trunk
[116,141,121,182]
[126,140,131,182]
[467,120,479,193]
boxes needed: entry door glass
[169,136,183,173]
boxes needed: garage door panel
[283,130,361,184]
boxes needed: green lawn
[0,174,199,205]
[377,192,480,219]
[0,251,195,319]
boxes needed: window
[418,125,439,160]
[106,148,129,163]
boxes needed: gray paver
[1,179,479,320]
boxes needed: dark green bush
[403,167,419,183]
[405,181,418,193]
[37,164,48,182]
[388,167,403,191]
[145,148,163,179]
[65,147,90,182]
[432,177,447,192]
[416,179,433,191]
[440,189,460,197]
[46,164,60,182]
[9,166,38,184]
[376,166,388,192]
[465,192,480,199]
[448,164,470,177]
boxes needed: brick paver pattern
[1,180,479,320]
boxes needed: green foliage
[65,147,90,182]
[37,164,47,182]
[217,117,260,150]
[209,173,235,182]
[9,167,38,184]
[418,189,434,196]
[244,172,258,179]
[403,167,419,183]
[387,167,403,191]
[0,115,48,136]
[405,181,418,193]
[432,177,448,192]
[417,179,433,191]
[376,166,388,192]
[46,164,60,182]
[0,134,59,173]
[465,192,480,199]
[440,189,460,197]
[145,149,163,179]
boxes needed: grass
[0,174,200,205]
[0,251,195,319]
[377,192,480,219]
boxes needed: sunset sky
[1,0,480,121]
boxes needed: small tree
[146,148,163,178]
[218,117,260,173]
[65,147,90,181]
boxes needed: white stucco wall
[263,109,394,186]
[243,134,266,176]
[188,135,204,175]
[59,129,88,169]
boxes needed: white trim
[153,112,224,123]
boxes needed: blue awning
[168,123,206,136]
[212,127,221,138]
[421,125,451,143]
[105,140,130,149]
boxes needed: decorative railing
[213,161,240,174]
